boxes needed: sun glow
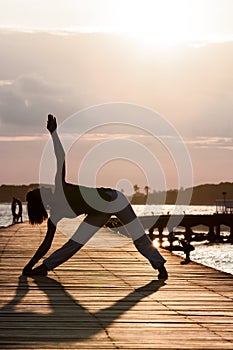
[1,1,232,46]
[110,0,217,46]
[153,239,160,248]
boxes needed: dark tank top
[50,181,114,224]
[62,182,113,215]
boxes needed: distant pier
[107,213,233,247]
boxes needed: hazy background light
[0,0,232,43]
[0,0,232,187]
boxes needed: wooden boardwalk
[0,222,232,349]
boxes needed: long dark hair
[26,188,48,225]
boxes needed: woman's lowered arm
[22,218,56,275]
[22,115,63,276]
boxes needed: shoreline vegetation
[1,182,233,205]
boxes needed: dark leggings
[44,190,166,270]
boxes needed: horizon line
[0,180,232,191]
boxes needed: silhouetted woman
[23,115,168,279]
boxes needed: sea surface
[0,203,232,275]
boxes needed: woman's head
[26,188,48,225]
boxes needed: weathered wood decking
[0,222,232,349]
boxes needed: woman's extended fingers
[47,114,57,132]
[48,114,56,123]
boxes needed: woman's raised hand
[47,114,57,133]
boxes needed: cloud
[0,134,47,142]
[0,80,12,86]
[185,136,233,149]
[0,30,233,139]
[0,74,74,135]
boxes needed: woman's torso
[50,182,113,223]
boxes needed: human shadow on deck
[1,276,165,343]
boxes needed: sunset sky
[0,0,233,194]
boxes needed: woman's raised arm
[47,114,66,183]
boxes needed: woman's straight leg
[43,212,111,270]
[107,190,166,268]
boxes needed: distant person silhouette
[11,197,17,224]
[23,114,168,280]
[11,197,23,224]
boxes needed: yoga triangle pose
[23,115,168,280]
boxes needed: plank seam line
[0,226,19,262]
[88,248,233,346]
[187,278,233,302]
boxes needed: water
[132,204,216,216]
[0,203,232,275]
[180,242,233,275]
[0,203,28,227]
[133,205,233,275]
